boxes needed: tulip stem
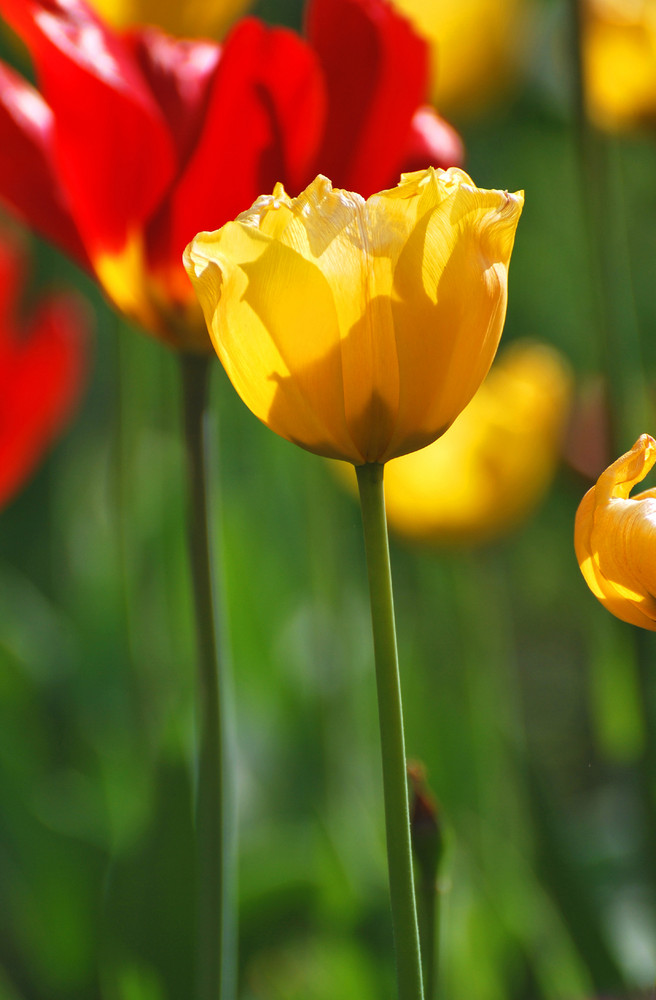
[416,868,438,1000]
[180,353,236,1000]
[356,462,424,1000]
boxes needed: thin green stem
[408,762,442,1000]
[356,462,424,1000]
[416,870,438,1000]
[634,630,656,893]
[180,353,236,1000]
[112,322,146,730]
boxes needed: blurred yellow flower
[89,0,250,38]
[184,168,523,465]
[380,341,572,545]
[575,434,656,629]
[390,0,522,116]
[583,0,656,131]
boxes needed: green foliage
[4,1,656,997]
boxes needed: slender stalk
[416,874,438,1000]
[408,761,442,1000]
[112,322,146,728]
[356,462,424,1000]
[180,353,236,1000]
[634,629,656,892]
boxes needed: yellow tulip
[88,0,251,38]
[583,0,656,131]
[379,340,572,545]
[184,168,523,466]
[391,0,522,117]
[575,434,656,629]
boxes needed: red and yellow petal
[0,0,176,259]
[146,18,326,299]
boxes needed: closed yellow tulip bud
[583,0,656,131]
[184,168,523,466]
[575,434,656,629]
[381,340,572,545]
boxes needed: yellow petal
[575,434,656,629]
[89,0,251,40]
[379,170,524,461]
[186,198,357,460]
[184,169,523,464]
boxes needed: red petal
[125,28,221,175]
[401,106,464,174]
[0,0,176,256]
[0,234,88,507]
[306,0,429,196]
[145,18,326,293]
[0,61,88,265]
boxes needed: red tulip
[0,0,462,352]
[0,229,88,508]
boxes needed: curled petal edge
[575,434,656,629]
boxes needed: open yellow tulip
[381,340,572,545]
[391,0,522,117]
[185,165,523,998]
[184,167,523,465]
[583,0,656,131]
[575,434,656,629]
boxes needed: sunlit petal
[185,168,523,465]
[0,0,176,257]
[0,61,87,265]
[575,434,656,629]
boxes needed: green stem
[112,323,145,731]
[356,462,424,1000]
[634,630,656,893]
[180,353,236,1000]
[416,871,438,1000]
[408,762,442,1000]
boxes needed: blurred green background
[3,0,656,997]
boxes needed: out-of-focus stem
[180,353,236,1000]
[408,762,443,1000]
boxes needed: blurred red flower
[0,229,88,508]
[0,0,462,352]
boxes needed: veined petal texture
[185,167,523,464]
